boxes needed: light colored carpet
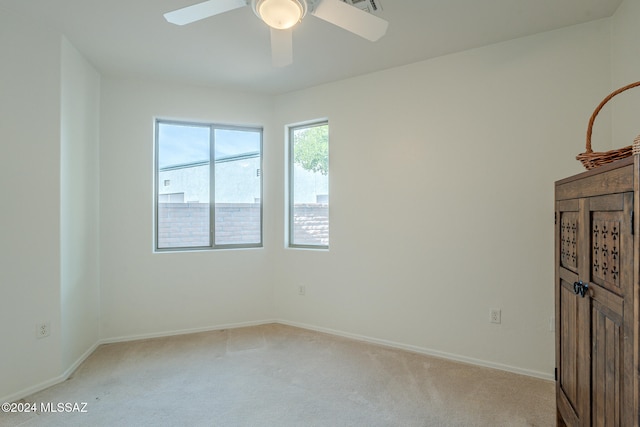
[1,324,555,426]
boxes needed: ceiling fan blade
[312,0,388,42]
[271,28,293,67]
[164,0,247,25]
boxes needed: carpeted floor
[1,324,555,426]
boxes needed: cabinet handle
[573,280,589,298]
[573,281,582,295]
[578,282,589,297]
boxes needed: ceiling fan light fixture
[256,0,305,30]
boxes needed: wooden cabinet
[555,156,639,426]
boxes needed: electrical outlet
[490,309,501,324]
[298,285,306,296]
[37,322,50,339]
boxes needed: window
[155,120,262,250]
[288,121,329,248]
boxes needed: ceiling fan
[163,0,389,67]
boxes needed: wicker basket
[576,81,640,170]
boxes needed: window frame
[154,118,263,252]
[287,120,329,250]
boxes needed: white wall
[60,37,101,372]
[611,0,640,148]
[99,79,276,340]
[272,19,612,378]
[0,7,63,400]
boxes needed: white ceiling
[1,0,622,95]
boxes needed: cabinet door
[587,193,633,427]
[556,198,589,426]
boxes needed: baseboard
[0,341,100,405]
[2,317,553,404]
[1,375,66,406]
[62,341,101,380]
[98,319,277,345]
[276,319,555,382]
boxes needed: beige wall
[272,19,612,378]
[60,36,101,375]
[98,79,276,340]
[611,0,640,149]
[0,10,101,403]
[0,7,63,401]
